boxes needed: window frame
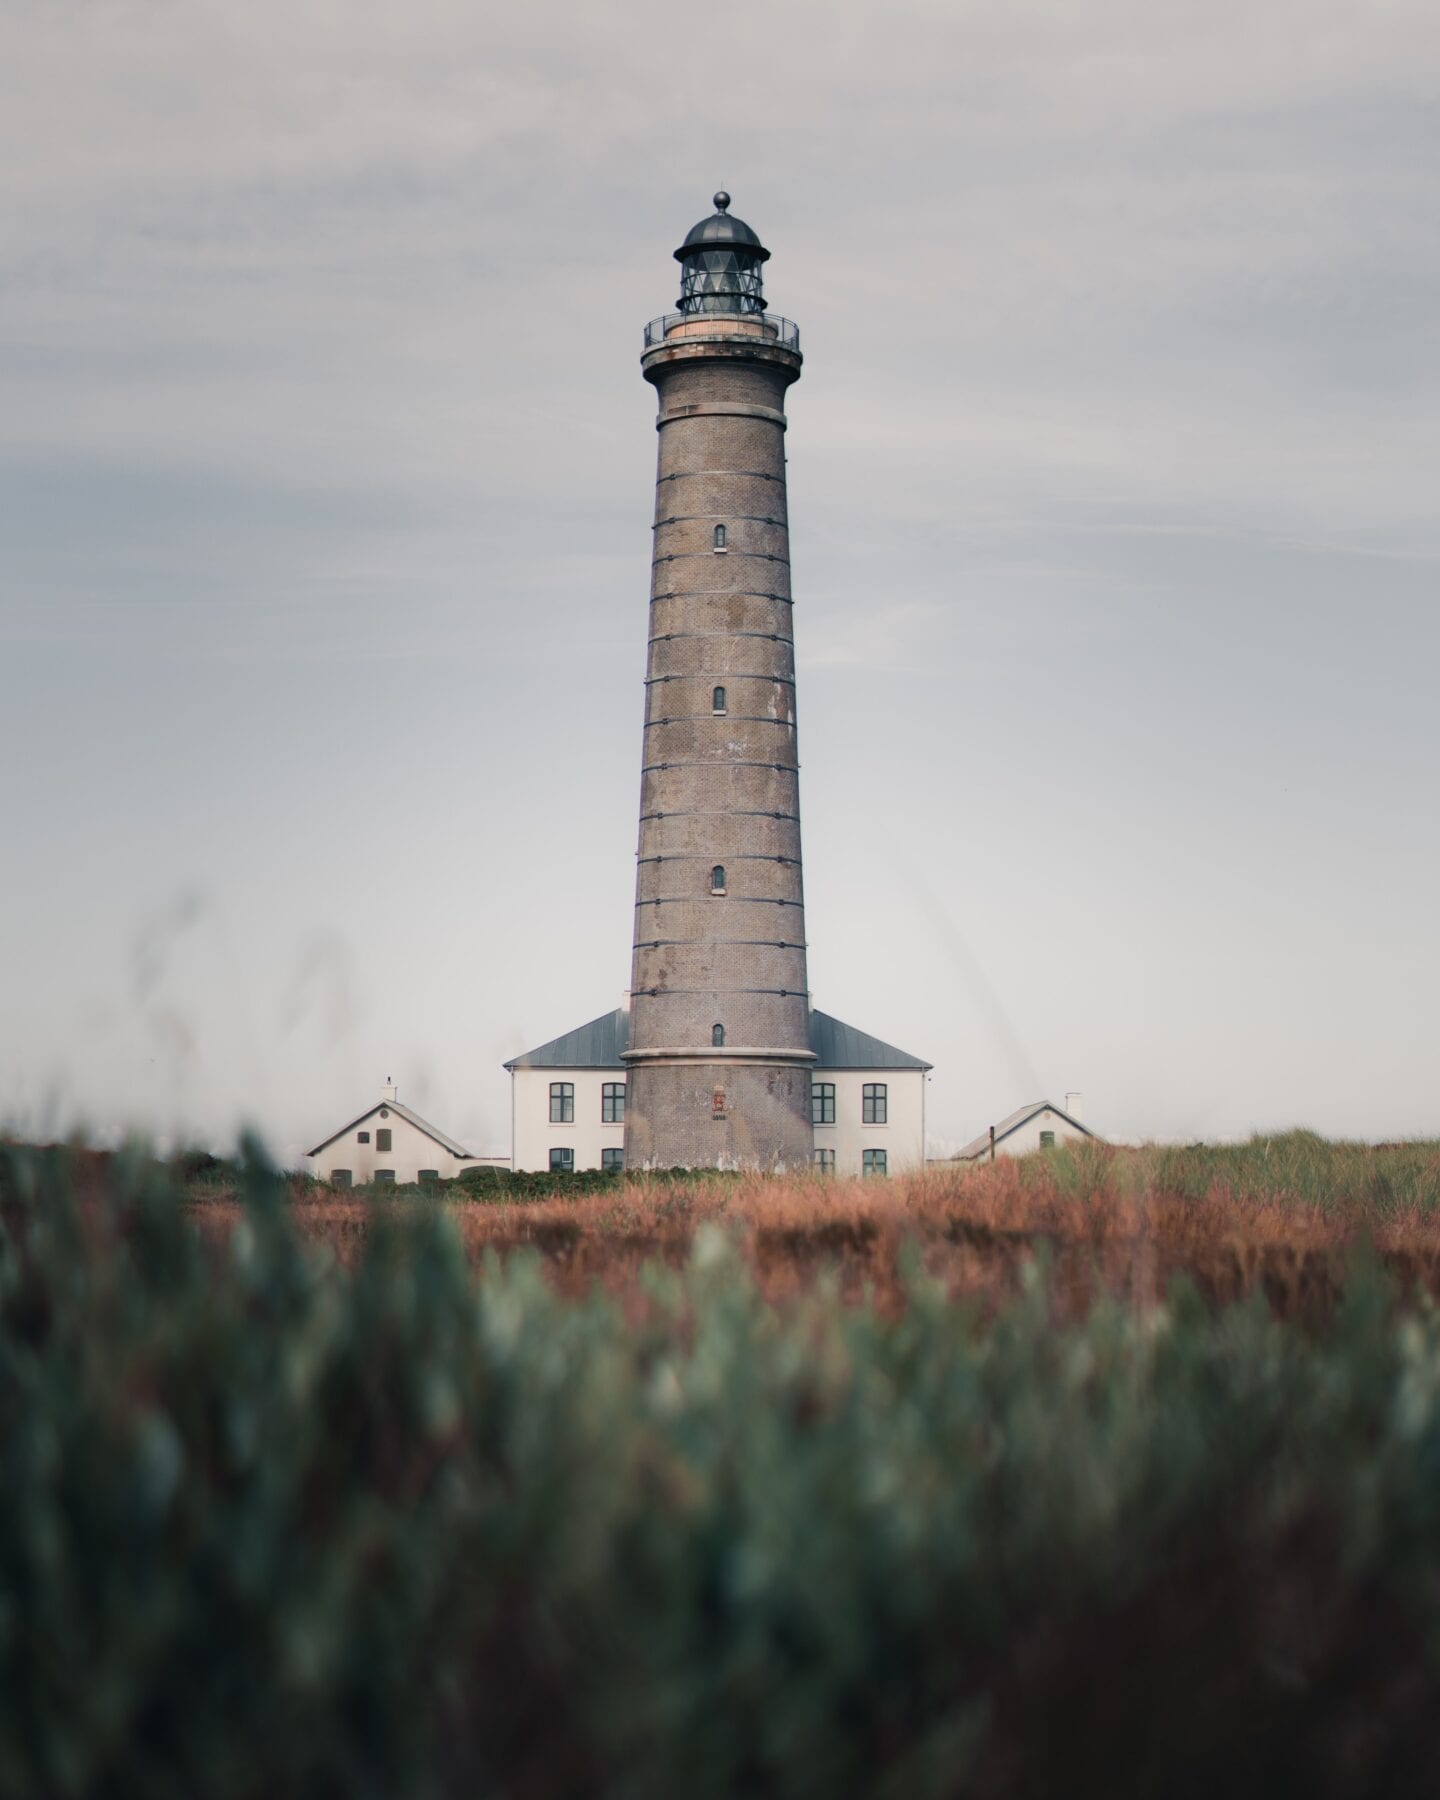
[710,864,726,894]
[601,1081,626,1124]
[1039,1130,1056,1150]
[601,1148,624,1173]
[712,1022,725,1047]
[862,1149,888,1179]
[713,523,727,551]
[549,1147,575,1174]
[712,685,727,713]
[375,1127,392,1153]
[330,1169,352,1189]
[811,1081,836,1126]
[549,1081,575,1124]
[862,1083,888,1125]
[812,1148,836,1174]
[374,1169,396,1185]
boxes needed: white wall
[982,1107,1091,1161]
[511,1065,926,1177]
[511,1067,627,1173]
[810,1068,926,1178]
[311,1106,472,1186]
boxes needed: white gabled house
[307,1081,484,1187]
[954,1094,1100,1162]
[505,1005,931,1177]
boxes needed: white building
[307,1081,484,1187]
[953,1094,1100,1162]
[505,1007,931,1178]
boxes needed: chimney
[383,1077,397,1103]
[1064,1091,1083,1122]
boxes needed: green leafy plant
[4,1138,1440,1797]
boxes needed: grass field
[182,1132,1440,1322]
[6,1132,1440,1796]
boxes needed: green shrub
[5,1139,1440,1796]
[452,1162,623,1200]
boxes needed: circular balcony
[644,313,800,354]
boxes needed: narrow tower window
[713,523,727,551]
[712,685,727,714]
[710,865,726,894]
[712,1023,725,1047]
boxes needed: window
[330,1169,352,1188]
[712,1022,725,1047]
[550,1082,575,1124]
[712,685,727,713]
[711,865,726,893]
[812,1148,835,1174]
[602,1148,624,1173]
[713,523,727,550]
[602,1081,626,1123]
[862,1083,888,1125]
[862,1149,888,1179]
[712,1087,725,1116]
[375,1169,395,1185]
[356,1130,370,1144]
[376,1128,392,1152]
[418,1169,440,1184]
[1039,1130,1056,1150]
[811,1081,836,1126]
[550,1147,574,1173]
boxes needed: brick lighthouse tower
[622,193,814,1171]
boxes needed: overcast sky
[3,0,1437,1162]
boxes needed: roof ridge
[308,1097,473,1160]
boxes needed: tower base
[623,1060,814,1171]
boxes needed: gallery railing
[643,313,801,353]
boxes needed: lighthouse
[622,193,815,1170]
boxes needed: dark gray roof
[504,1009,631,1070]
[680,211,764,250]
[676,191,768,259]
[954,1100,1098,1162]
[504,1007,929,1072]
[808,1009,931,1070]
[308,1098,473,1160]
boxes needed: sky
[3,0,1438,1163]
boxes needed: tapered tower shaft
[623,195,814,1170]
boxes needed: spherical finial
[713,190,730,213]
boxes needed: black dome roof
[674,191,769,263]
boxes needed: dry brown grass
[185,1137,1440,1322]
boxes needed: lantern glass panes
[679,248,766,315]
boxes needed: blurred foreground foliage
[5,1139,1440,1798]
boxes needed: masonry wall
[625,321,814,1170]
